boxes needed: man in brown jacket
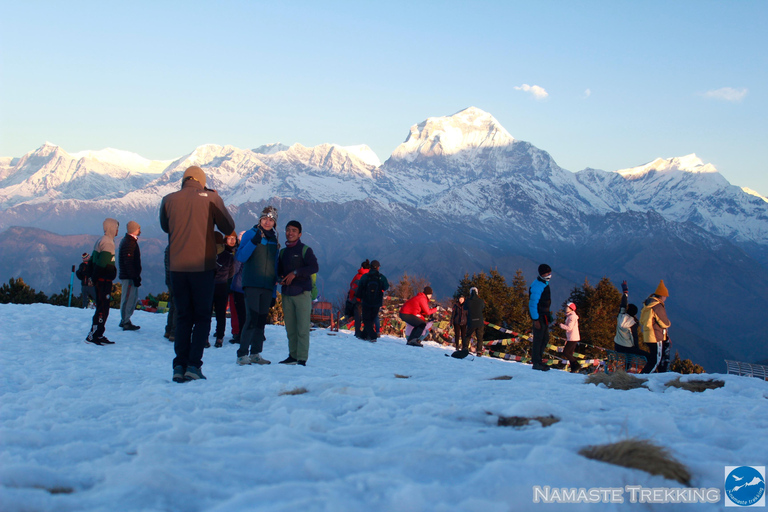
[160,166,235,382]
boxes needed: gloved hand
[622,280,628,294]
[249,229,262,245]
[533,320,541,330]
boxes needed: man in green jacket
[85,218,119,346]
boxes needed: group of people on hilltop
[79,165,673,380]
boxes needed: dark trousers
[643,343,661,374]
[172,270,215,370]
[229,291,246,336]
[563,340,580,371]
[238,287,272,357]
[361,304,380,340]
[464,324,484,353]
[531,321,549,365]
[89,280,112,339]
[614,343,651,372]
[80,285,96,308]
[212,282,229,339]
[399,312,426,341]
[453,323,466,348]
[354,302,364,337]
[165,287,176,337]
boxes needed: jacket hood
[103,218,119,237]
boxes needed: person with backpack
[75,252,96,308]
[118,221,142,331]
[277,220,319,366]
[559,302,581,372]
[354,260,389,342]
[614,280,651,372]
[529,264,553,371]
[235,206,279,365]
[160,166,235,382]
[464,287,485,356]
[346,260,370,339]
[450,295,467,350]
[84,218,119,346]
[399,286,438,347]
[640,280,671,373]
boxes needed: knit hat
[567,302,576,311]
[126,221,140,235]
[423,286,433,295]
[469,286,479,296]
[260,205,278,223]
[538,263,552,276]
[182,166,206,187]
[286,220,302,233]
[655,279,669,297]
[82,252,89,259]
[370,260,380,269]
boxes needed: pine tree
[508,269,528,333]
[670,352,705,374]
[564,277,621,357]
[0,277,48,304]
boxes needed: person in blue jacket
[234,206,279,366]
[529,264,553,371]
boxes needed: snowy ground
[1,304,766,512]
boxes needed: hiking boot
[84,336,103,346]
[122,323,140,331]
[236,355,251,366]
[249,353,271,365]
[204,341,211,348]
[173,366,186,383]
[297,360,306,366]
[184,366,206,380]
[98,337,115,345]
[532,364,550,372]
[214,338,223,348]
[229,334,239,344]
[406,339,423,347]
[163,332,171,340]
[279,356,298,365]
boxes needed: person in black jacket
[355,260,389,342]
[75,252,96,308]
[463,287,485,355]
[211,231,235,348]
[450,296,467,350]
[118,221,142,330]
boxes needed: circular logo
[726,466,765,507]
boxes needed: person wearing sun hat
[639,279,671,373]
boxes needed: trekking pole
[68,265,75,307]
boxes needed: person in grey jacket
[160,166,235,382]
[234,206,279,366]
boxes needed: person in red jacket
[345,260,370,339]
[399,286,438,347]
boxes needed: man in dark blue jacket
[277,220,319,366]
[528,263,552,371]
[355,260,389,342]
[235,206,279,365]
[118,221,142,331]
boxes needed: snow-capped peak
[339,144,381,168]
[70,148,172,174]
[390,106,515,162]
[617,154,717,179]
[742,187,768,203]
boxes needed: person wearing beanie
[450,295,467,351]
[613,280,651,372]
[75,252,96,308]
[463,286,485,355]
[639,279,672,373]
[85,218,119,346]
[559,302,581,372]
[160,165,235,382]
[399,286,438,347]
[211,231,235,349]
[118,220,142,331]
[346,260,371,339]
[354,260,389,342]
[277,219,319,366]
[528,264,553,371]
[234,206,280,365]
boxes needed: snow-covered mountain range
[1,107,767,370]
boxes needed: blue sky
[2,1,766,195]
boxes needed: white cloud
[583,88,591,98]
[702,87,748,102]
[514,84,549,100]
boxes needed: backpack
[363,274,381,304]
[279,245,318,300]
[639,302,657,343]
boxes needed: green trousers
[282,291,312,361]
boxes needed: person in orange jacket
[398,286,438,347]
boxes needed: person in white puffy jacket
[559,302,581,372]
